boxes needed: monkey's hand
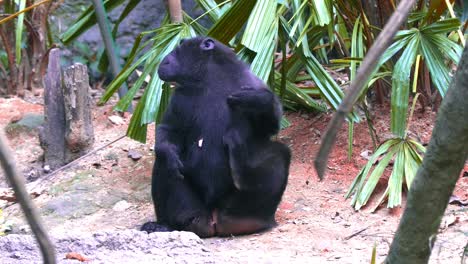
[227,86,274,113]
[154,143,184,179]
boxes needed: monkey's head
[158,37,239,84]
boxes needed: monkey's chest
[181,104,232,201]
[183,116,229,167]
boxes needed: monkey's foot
[140,221,173,233]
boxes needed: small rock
[309,128,321,136]
[128,149,143,161]
[92,162,102,169]
[331,212,339,220]
[0,188,15,202]
[360,150,372,160]
[19,225,31,233]
[108,115,125,125]
[15,114,45,129]
[43,165,51,173]
[113,200,131,212]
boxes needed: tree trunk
[165,0,183,23]
[28,1,51,93]
[385,43,468,264]
[0,25,17,95]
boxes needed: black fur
[141,37,291,237]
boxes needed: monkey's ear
[200,38,215,50]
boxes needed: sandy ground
[0,94,466,263]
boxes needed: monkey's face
[158,52,181,82]
[158,37,216,83]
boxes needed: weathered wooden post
[63,63,94,162]
[39,49,94,170]
[39,48,66,170]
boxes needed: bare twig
[344,226,369,240]
[0,133,56,264]
[314,0,416,180]
[0,0,53,25]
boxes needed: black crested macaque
[141,37,291,238]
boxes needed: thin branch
[314,0,416,180]
[46,135,126,178]
[0,0,53,25]
[0,133,56,264]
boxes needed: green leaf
[355,143,401,210]
[97,0,141,72]
[273,71,327,112]
[290,0,313,57]
[408,138,426,153]
[249,19,279,82]
[402,143,420,189]
[280,117,290,129]
[195,0,230,22]
[429,34,462,63]
[299,51,360,121]
[241,0,277,52]
[125,88,149,142]
[310,0,332,26]
[15,0,26,65]
[420,18,461,35]
[390,35,419,138]
[419,36,453,97]
[60,0,126,45]
[387,145,405,208]
[207,0,258,44]
[346,139,399,200]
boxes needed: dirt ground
[0,93,467,263]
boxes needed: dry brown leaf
[65,252,89,262]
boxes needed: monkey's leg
[215,142,290,236]
[142,160,215,238]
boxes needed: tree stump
[39,48,66,170]
[63,63,94,162]
[39,50,94,170]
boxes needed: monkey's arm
[223,127,250,190]
[227,87,282,138]
[154,107,185,179]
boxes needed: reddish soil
[0,93,466,263]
